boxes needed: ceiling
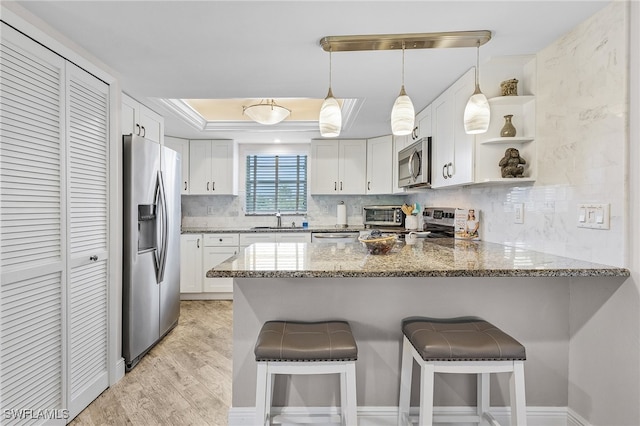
[10,1,610,143]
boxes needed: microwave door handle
[408,151,415,180]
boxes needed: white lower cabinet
[180,234,203,293]
[180,233,239,299]
[202,234,239,296]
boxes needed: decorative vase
[500,114,517,137]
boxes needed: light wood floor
[71,300,233,426]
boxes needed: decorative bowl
[358,233,397,255]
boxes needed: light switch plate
[577,203,610,229]
[514,203,524,224]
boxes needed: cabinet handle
[197,238,200,248]
[219,238,223,242]
[184,181,188,191]
[412,126,418,140]
[340,181,343,191]
[135,124,141,136]
[212,182,215,191]
[141,126,146,137]
[334,182,337,191]
[447,162,453,178]
[367,181,371,191]
[442,164,448,179]
[207,182,210,191]
[89,255,98,261]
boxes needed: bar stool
[254,320,358,426]
[398,317,526,426]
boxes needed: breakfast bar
[208,239,630,422]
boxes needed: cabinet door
[416,104,433,139]
[367,135,393,194]
[139,104,164,144]
[66,62,110,418]
[189,140,212,195]
[202,247,237,293]
[180,234,203,293]
[1,24,67,416]
[339,139,367,194]
[450,69,475,186]
[310,140,340,194]
[431,91,454,188]
[210,140,234,194]
[121,94,137,137]
[392,135,407,194]
[165,137,190,194]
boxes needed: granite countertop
[181,226,365,234]
[207,238,630,278]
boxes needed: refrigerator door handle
[156,171,169,283]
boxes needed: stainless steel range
[422,207,456,238]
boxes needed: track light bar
[319,30,491,52]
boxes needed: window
[245,155,307,214]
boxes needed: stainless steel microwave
[398,137,431,188]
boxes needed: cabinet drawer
[204,233,240,246]
[275,233,311,243]
[240,233,275,246]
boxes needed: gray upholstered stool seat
[255,320,358,362]
[402,316,526,361]
[398,317,527,426]
[254,320,358,426]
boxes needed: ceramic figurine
[499,147,526,178]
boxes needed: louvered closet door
[1,23,66,424]
[65,63,109,419]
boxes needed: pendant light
[391,42,415,136]
[319,48,342,137]
[463,41,490,134]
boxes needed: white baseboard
[228,405,572,426]
[180,292,233,300]
[567,408,591,426]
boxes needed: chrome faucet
[275,210,282,228]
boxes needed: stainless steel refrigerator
[123,134,181,371]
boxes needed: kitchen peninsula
[209,239,629,423]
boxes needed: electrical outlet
[207,205,215,215]
[577,203,610,229]
[514,203,524,224]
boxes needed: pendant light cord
[401,41,406,87]
[475,40,480,88]
[329,47,333,89]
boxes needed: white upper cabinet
[165,136,190,194]
[311,139,367,195]
[121,93,164,144]
[431,67,476,188]
[189,139,237,195]
[366,135,393,194]
[414,104,433,141]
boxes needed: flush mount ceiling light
[242,99,291,125]
[463,40,491,134]
[391,42,415,136]
[319,48,342,137]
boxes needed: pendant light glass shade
[391,85,415,135]
[464,42,490,134]
[391,43,415,136]
[243,99,290,125]
[319,88,342,137]
[319,49,342,137]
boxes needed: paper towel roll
[337,202,347,227]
